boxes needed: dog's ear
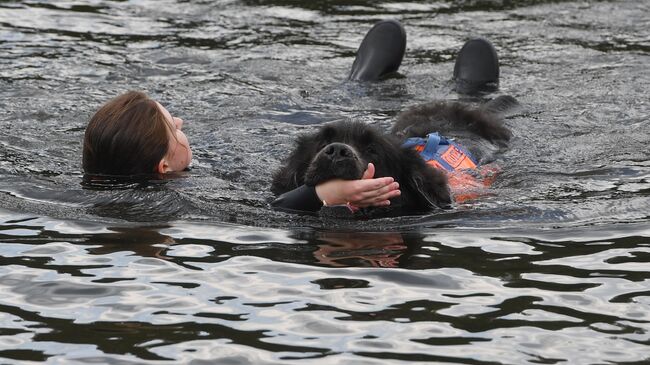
[397,151,452,211]
[271,134,317,195]
[409,167,452,210]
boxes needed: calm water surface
[0,0,649,364]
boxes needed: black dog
[271,97,516,215]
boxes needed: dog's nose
[324,143,354,161]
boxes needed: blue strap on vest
[401,132,478,172]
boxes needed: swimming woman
[83,91,192,176]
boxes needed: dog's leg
[453,38,500,95]
[348,20,406,81]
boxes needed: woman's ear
[157,158,170,174]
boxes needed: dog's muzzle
[304,143,366,184]
[322,143,356,163]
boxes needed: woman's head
[83,91,192,176]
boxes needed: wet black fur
[391,97,515,163]
[272,97,516,215]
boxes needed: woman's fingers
[353,177,394,193]
[360,163,376,180]
[351,180,399,201]
[316,175,400,207]
[347,181,400,207]
[355,188,401,207]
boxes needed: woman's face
[156,102,192,172]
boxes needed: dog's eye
[318,141,330,151]
[317,131,336,150]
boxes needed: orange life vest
[402,133,498,203]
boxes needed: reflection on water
[313,231,407,267]
[2,210,650,363]
[1,0,649,363]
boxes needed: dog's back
[392,96,516,162]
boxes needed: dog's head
[272,121,451,213]
[304,121,409,185]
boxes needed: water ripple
[1,0,649,363]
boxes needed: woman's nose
[174,117,184,130]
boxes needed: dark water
[1,0,649,364]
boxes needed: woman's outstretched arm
[271,163,400,214]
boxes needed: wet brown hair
[83,91,171,176]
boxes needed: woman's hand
[314,163,400,208]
